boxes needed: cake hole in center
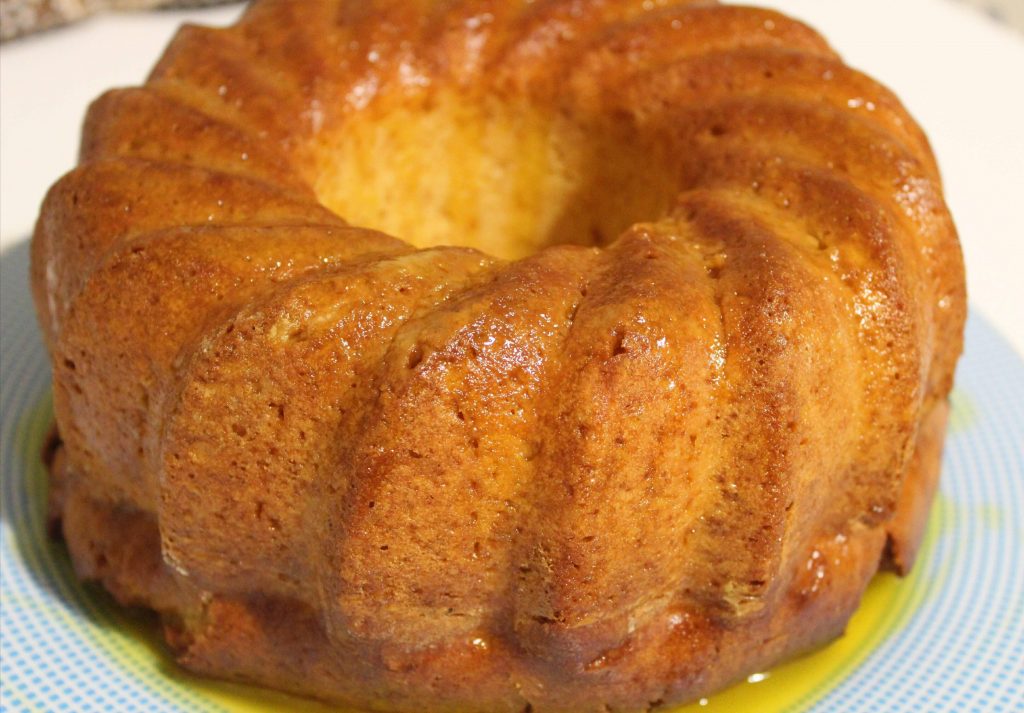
[311,91,677,260]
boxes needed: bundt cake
[31,1,967,710]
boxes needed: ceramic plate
[2,241,1021,713]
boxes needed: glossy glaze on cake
[31,1,966,711]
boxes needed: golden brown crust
[34,1,966,710]
[49,442,912,712]
[883,400,949,574]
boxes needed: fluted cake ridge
[32,1,966,710]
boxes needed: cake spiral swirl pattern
[31,1,966,710]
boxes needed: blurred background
[2,0,1022,41]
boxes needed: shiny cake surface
[31,1,966,710]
